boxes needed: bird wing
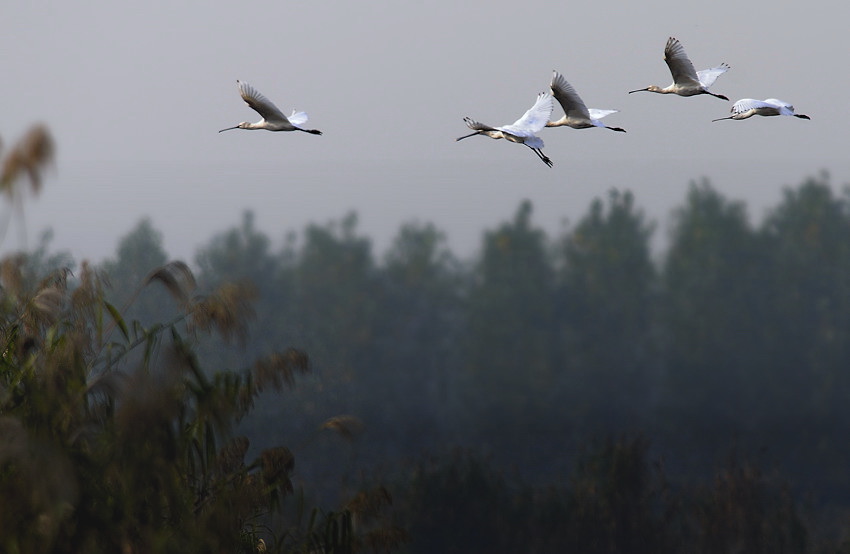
[549,71,590,120]
[730,98,772,115]
[663,37,700,87]
[501,92,555,136]
[587,108,619,120]
[763,98,796,114]
[237,80,289,123]
[696,63,730,88]
[463,117,500,133]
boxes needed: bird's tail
[289,110,309,126]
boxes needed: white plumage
[713,98,811,121]
[629,37,730,100]
[219,80,322,135]
[456,92,556,167]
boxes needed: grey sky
[3,1,845,263]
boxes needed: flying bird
[629,37,730,100]
[219,80,322,135]
[456,92,555,167]
[712,98,810,121]
[547,71,626,132]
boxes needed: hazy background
[3,0,844,261]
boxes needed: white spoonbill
[456,92,555,167]
[547,71,626,132]
[629,37,730,100]
[219,80,322,135]
[712,98,810,121]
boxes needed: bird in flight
[629,37,730,100]
[456,92,555,167]
[712,98,810,121]
[219,80,322,135]
[547,71,626,132]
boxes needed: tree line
[5,159,850,550]
[100,172,850,500]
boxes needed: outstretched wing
[502,92,555,136]
[763,98,796,114]
[697,63,730,88]
[730,98,772,115]
[237,80,289,124]
[550,71,590,120]
[663,37,700,87]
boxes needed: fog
[3,1,846,262]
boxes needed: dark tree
[555,189,657,435]
[460,200,557,464]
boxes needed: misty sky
[3,1,845,263]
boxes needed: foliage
[0,252,356,552]
[688,456,807,554]
[459,200,558,456]
[556,189,657,433]
[99,218,172,327]
[393,438,806,554]
[659,180,769,457]
[0,124,55,251]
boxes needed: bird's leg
[526,146,553,167]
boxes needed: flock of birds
[219,37,810,168]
